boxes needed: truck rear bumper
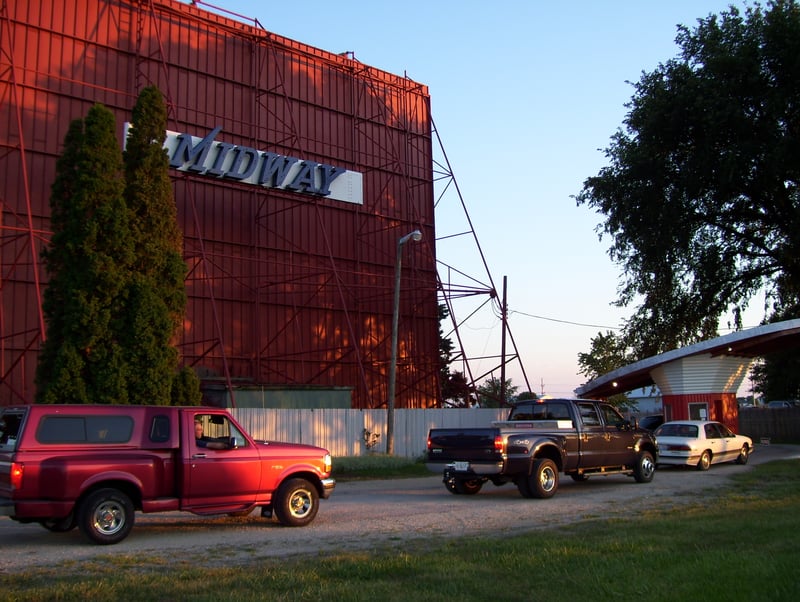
[436,461,504,477]
[0,498,72,519]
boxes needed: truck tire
[516,477,534,498]
[633,450,656,483]
[526,458,558,499]
[273,478,319,526]
[78,488,135,545]
[453,478,483,495]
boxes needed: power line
[510,309,622,331]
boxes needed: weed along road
[1,445,797,572]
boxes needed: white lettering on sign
[124,123,363,205]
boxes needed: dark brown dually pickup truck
[427,398,658,499]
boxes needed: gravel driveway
[1,444,797,572]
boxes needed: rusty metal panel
[1,0,437,409]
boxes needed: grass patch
[2,460,798,601]
[331,454,431,480]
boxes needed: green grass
[331,454,431,480]
[2,460,799,601]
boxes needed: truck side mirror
[229,437,239,449]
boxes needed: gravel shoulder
[1,444,797,572]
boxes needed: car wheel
[78,488,135,545]
[736,445,750,465]
[697,450,712,471]
[453,478,483,495]
[527,458,558,499]
[273,478,319,527]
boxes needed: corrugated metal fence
[231,408,507,458]
[230,407,800,458]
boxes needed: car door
[181,412,262,513]
[702,422,726,463]
[713,422,739,462]
[575,402,609,467]
[598,403,637,467]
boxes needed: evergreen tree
[123,86,200,405]
[36,105,133,403]
[37,89,201,406]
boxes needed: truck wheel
[40,513,76,533]
[273,478,319,526]
[527,458,558,499]
[633,451,656,483]
[697,450,712,471]
[444,477,459,494]
[516,477,534,498]
[78,488,135,545]
[453,478,483,495]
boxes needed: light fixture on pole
[386,229,422,455]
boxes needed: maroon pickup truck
[0,405,335,544]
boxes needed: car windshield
[656,424,698,438]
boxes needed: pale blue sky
[200,0,757,397]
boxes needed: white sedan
[654,420,754,471]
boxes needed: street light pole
[386,229,422,455]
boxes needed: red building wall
[0,0,439,408]
[662,393,739,432]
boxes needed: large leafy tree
[576,1,800,362]
[36,105,134,403]
[476,377,518,408]
[123,86,200,405]
[577,331,632,383]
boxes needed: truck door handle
[192,453,207,458]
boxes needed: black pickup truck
[426,398,658,499]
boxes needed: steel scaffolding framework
[0,0,530,407]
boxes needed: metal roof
[575,319,800,398]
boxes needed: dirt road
[1,444,797,572]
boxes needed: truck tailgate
[427,428,499,463]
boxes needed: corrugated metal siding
[651,354,752,395]
[230,407,508,458]
[1,0,437,408]
[662,392,739,431]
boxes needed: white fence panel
[230,408,507,458]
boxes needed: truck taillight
[494,435,504,454]
[10,462,23,490]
